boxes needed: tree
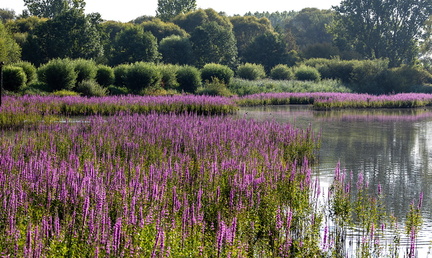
[140,18,188,42]
[190,21,237,68]
[243,32,295,71]
[24,0,86,18]
[0,21,21,63]
[159,35,193,65]
[246,11,297,30]
[110,26,159,65]
[331,0,432,67]
[156,0,196,21]
[22,9,103,65]
[286,8,335,48]
[0,9,15,22]
[172,9,237,67]
[229,16,274,61]
[173,8,232,34]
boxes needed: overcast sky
[2,0,342,22]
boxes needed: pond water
[238,105,432,256]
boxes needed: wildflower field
[0,94,427,256]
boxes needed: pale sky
[2,0,342,22]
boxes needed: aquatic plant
[236,92,432,109]
[0,113,322,256]
[0,95,238,128]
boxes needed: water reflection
[237,105,432,253]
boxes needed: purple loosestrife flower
[113,217,122,253]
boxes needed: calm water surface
[238,105,432,256]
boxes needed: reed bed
[0,95,238,128]
[236,92,432,109]
[2,93,432,129]
[0,113,323,256]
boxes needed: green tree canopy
[159,35,193,65]
[22,9,103,65]
[331,0,432,67]
[110,26,159,65]
[286,8,334,47]
[229,16,273,61]
[172,9,237,67]
[190,21,238,68]
[173,8,232,34]
[243,32,294,71]
[0,21,21,63]
[24,0,86,18]
[140,18,188,42]
[156,0,196,21]
[0,9,15,22]
[246,11,297,30]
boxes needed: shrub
[294,65,321,81]
[314,59,354,83]
[96,65,115,87]
[201,63,234,84]
[377,65,432,94]
[125,62,162,93]
[75,80,108,97]
[349,59,389,93]
[176,65,202,93]
[27,81,51,92]
[3,66,27,92]
[158,64,179,89]
[12,61,37,84]
[196,78,233,96]
[270,64,293,80]
[108,85,129,95]
[22,87,48,96]
[237,63,266,80]
[51,90,80,96]
[37,58,77,91]
[159,35,193,65]
[73,59,97,84]
[114,64,129,87]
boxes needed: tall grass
[236,92,432,109]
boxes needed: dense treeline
[1,0,432,95]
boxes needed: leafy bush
[176,65,202,93]
[315,59,354,83]
[75,80,108,97]
[3,66,27,92]
[37,58,77,91]
[12,61,37,84]
[27,81,51,92]
[237,63,266,80]
[349,59,389,93]
[158,64,179,89]
[96,65,115,87]
[159,35,193,65]
[201,63,234,84]
[51,90,80,96]
[377,65,432,94]
[125,62,162,93]
[270,64,293,80]
[196,78,233,96]
[22,87,48,96]
[73,59,97,84]
[108,85,129,95]
[294,65,321,81]
[114,64,129,87]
